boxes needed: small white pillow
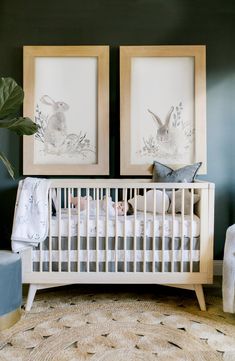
[167,189,200,214]
[128,190,169,214]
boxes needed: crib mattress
[49,209,200,238]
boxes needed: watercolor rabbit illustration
[40,95,69,154]
[148,105,192,156]
[148,106,174,143]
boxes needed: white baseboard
[213,260,223,276]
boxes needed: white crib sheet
[49,209,200,238]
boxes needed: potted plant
[0,77,38,178]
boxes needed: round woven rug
[0,284,235,361]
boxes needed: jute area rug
[0,284,235,361]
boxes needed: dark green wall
[0,0,234,258]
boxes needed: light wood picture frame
[23,46,109,175]
[120,45,207,175]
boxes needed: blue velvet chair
[0,251,22,330]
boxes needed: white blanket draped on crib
[11,177,51,252]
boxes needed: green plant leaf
[0,77,39,178]
[0,151,14,179]
[0,77,24,119]
[0,117,39,135]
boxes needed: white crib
[21,179,215,311]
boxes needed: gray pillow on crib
[167,189,200,214]
[152,161,202,183]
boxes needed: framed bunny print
[23,46,109,175]
[120,45,207,175]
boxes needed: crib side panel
[207,183,215,282]
[22,180,214,285]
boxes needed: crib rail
[22,180,214,285]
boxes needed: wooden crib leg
[165,283,207,311]
[25,283,66,311]
[25,284,38,311]
[194,284,206,311]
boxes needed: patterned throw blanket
[11,177,51,252]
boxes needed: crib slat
[40,184,44,272]
[105,188,109,272]
[190,188,194,273]
[92,187,95,201]
[115,188,118,273]
[68,189,71,272]
[96,188,99,272]
[86,188,90,273]
[124,188,127,272]
[152,188,156,273]
[93,187,95,271]
[58,188,62,272]
[39,239,42,273]
[49,188,52,273]
[134,187,137,273]
[171,189,175,273]
[161,189,166,272]
[77,188,81,272]
[181,189,185,273]
[143,188,146,273]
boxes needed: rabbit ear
[40,95,56,106]
[164,106,174,126]
[148,109,163,127]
